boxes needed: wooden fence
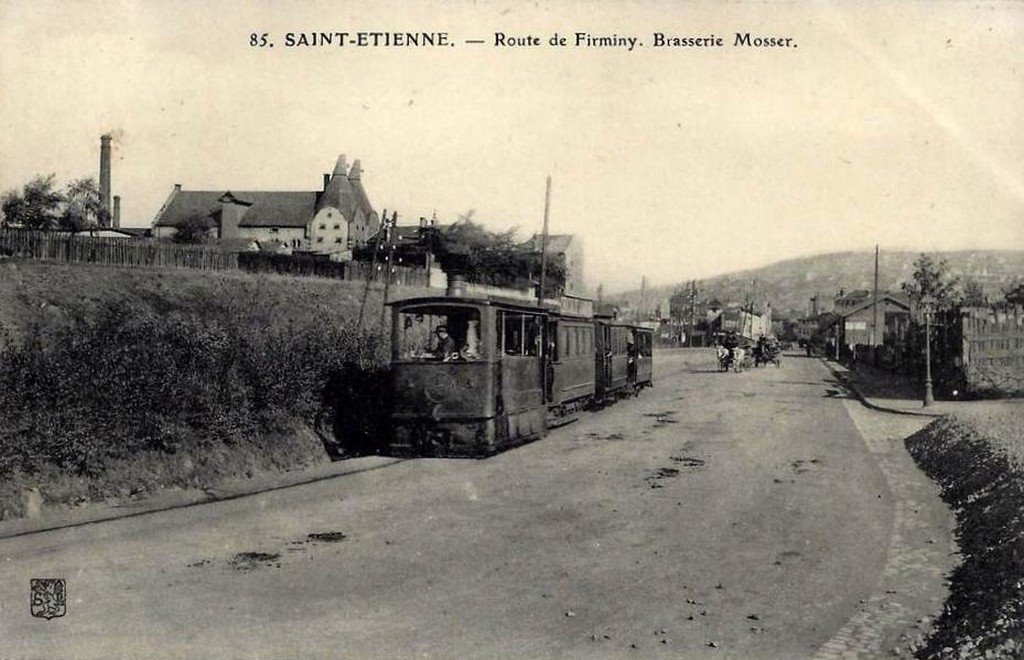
[237,252,428,286]
[0,228,239,270]
[0,228,429,286]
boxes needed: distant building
[832,291,912,347]
[834,289,873,312]
[152,155,379,257]
[518,234,585,294]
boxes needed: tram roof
[387,294,550,313]
[388,293,599,319]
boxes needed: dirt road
[0,351,956,658]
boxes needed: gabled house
[831,291,912,347]
[151,155,379,257]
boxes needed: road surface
[0,351,956,658]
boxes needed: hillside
[615,250,1024,316]
[0,259,430,520]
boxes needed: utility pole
[357,208,387,330]
[688,280,697,347]
[640,275,647,322]
[379,211,398,329]
[538,176,552,304]
[871,244,880,347]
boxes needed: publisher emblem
[30,578,66,620]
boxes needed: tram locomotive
[387,282,653,457]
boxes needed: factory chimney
[99,134,112,227]
[113,195,121,229]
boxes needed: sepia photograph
[1,0,1022,657]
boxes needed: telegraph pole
[688,280,697,347]
[380,211,398,329]
[538,176,552,304]
[357,208,387,330]
[871,244,880,346]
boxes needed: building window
[333,224,340,230]
[319,224,326,230]
[270,227,279,233]
[334,238,342,243]
[316,237,324,243]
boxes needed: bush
[0,283,390,513]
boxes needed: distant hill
[613,250,1024,317]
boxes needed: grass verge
[905,408,1024,658]
[0,259,414,520]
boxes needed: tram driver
[432,325,458,361]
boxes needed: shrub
[0,283,390,505]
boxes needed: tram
[386,281,653,457]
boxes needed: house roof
[112,227,150,237]
[154,190,319,228]
[836,292,912,319]
[315,156,377,224]
[254,239,290,254]
[520,234,575,254]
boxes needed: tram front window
[397,307,482,361]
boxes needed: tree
[1003,280,1024,306]
[901,253,960,308]
[430,220,567,295]
[60,177,108,233]
[1,174,63,229]
[960,278,987,306]
[173,212,215,244]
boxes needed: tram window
[526,317,541,356]
[501,312,542,356]
[396,306,482,361]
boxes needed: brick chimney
[112,195,121,229]
[99,134,112,227]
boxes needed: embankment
[905,406,1024,658]
[0,259,429,520]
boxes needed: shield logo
[30,578,66,620]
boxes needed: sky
[1,0,1021,292]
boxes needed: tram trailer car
[387,287,653,457]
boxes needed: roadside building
[518,234,585,294]
[714,304,770,342]
[152,155,379,258]
[833,291,912,347]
